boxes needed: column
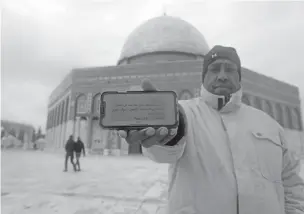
[103,129,109,156]
[72,117,76,137]
[120,138,129,155]
[79,117,87,143]
[76,117,81,138]
[86,117,92,149]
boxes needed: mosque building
[45,16,303,156]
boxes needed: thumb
[141,79,157,92]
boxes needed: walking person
[119,45,304,214]
[74,137,85,171]
[64,135,76,172]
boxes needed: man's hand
[118,79,179,148]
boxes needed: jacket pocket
[251,131,285,184]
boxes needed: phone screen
[100,91,178,129]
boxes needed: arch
[61,101,65,125]
[48,112,51,129]
[241,93,251,106]
[50,109,54,128]
[75,94,87,114]
[274,103,284,127]
[92,116,99,121]
[253,96,262,110]
[56,105,60,127]
[60,101,65,125]
[263,100,274,118]
[179,90,193,100]
[53,107,57,127]
[80,116,87,121]
[92,93,101,114]
[46,112,50,129]
[286,106,294,129]
[286,106,302,130]
[292,108,303,130]
[64,97,70,122]
[52,108,55,128]
[58,102,62,125]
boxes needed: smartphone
[99,91,178,130]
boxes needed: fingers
[141,127,169,148]
[118,127,155,142]
[141,79,157,92]
[118,126,178,148]
[169,127,178,136]
[128,128,155,142]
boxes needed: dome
[118,16,210,64]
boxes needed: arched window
[263,100,274,118]
[53,107,56,127]
[60,101,65,124]
[56,105,60,126]
[293,108,303,131]
[75,94,87,114]
[50,109,54,128]
[46,112,50,129]
[242,93,251,106]
[92,93,101,114]
[51,109,55,128]
[285,106,301,130]
[58,104,62,126]
[58,102,62,125]
[64,97,70,122]
[80,116,87,121]
[275,103,284,127]
[253,96,262,110]
[48,111,52,129]
[285,106,294,129]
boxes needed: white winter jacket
[143,86,304,214]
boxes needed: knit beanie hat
[202,45,241,81]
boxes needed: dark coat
[74,140,85,155]
[65,139,75,153]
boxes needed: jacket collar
[200,84,242,113]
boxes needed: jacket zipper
[219,115,240,214]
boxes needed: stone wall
[284,129,304,156]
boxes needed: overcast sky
[2,0,304,129]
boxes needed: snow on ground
[1,150,169,214]
[1,150,304,214]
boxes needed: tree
[17,130,25,143]
[37,127,42,139]
[9,129,16,137]
[1,128,5,139]
[32,129,36,142]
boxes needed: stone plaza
[1,150,169,214]
[2,149,304,214]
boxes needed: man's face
[203,59,241,96]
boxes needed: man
[74,137,85,171]
[64,135,76,172]
[119,45,304,214]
